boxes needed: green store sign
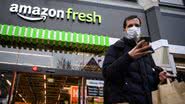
[0,24,110,52]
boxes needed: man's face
[124,18,141,32]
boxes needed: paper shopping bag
[172,80,185,99]
[152,90,161,104]
[158,79,184,104]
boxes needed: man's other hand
[159,71,174,83]
[159,71,167,83]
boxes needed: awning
[0,24,110,52]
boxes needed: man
[102,15,167,104]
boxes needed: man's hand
[159,71,174,83]
[159,71,167,83]
[128,40,152,60]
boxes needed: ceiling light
[44,90,46,95]
[47,78,54,83]
[6,79,11,86]
[1,74,4,77]
[63,87,70,90]
[44,83,46,89]
[43,75,46,80]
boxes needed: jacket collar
[114,37,136,48]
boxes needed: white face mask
[126,26,141,39]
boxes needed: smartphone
[138,37,154,53]
[138,37,151,42]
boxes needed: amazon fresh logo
[9,3,102,24]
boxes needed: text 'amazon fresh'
[9,3,102,24]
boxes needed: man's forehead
[127,18,140,23]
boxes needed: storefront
[1,0,185,104]
[0,0,133,104]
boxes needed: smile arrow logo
[17,13,47,21]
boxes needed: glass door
[0,70,15,104]
[12,72,80,104]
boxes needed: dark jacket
[102,37,161,104]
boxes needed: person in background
[102,15,168,104]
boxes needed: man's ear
[124,28,127,32]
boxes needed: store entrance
[14,72,80,104]
[0,70,81,104]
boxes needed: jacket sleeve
[102,45,134,82]
[148,55,163,91]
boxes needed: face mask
[126,26,141,39]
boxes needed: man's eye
[127,24,140,28]
[135,24,140,27]
[127,24,133,28]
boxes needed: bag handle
[159,78,171,85]
[167,78,171,85]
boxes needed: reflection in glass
[12,73,79,104]
[0,71,13,104]
[53,51,105,72]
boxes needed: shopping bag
[158,79,184,104]
[152,90,161,104]
[172,80,185,99]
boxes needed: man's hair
[123,15,142,29]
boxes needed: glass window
[0,71,13,104]
[52,51,104,72]
[121,0,137,2]
[12,73,80,104]
[160,0,184,5]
